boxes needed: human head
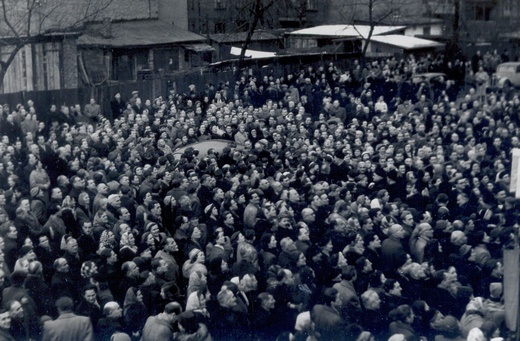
[103,301,122,319]
[55,296,74,313]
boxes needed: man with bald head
[380,224,407,276]
[301,208,320,240]
[93,183,109,214]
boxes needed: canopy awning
[368,35,444,50]
[287,24,405,38]
[230,46,276,59]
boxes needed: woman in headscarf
[186,285,211,319]
[80,260,99,288]
[119,231,138,263]
[99,229,118,251]
[182,248,207,280]
[123,287,148,340]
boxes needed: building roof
[209,31,280,43]
[287,25,405,38]
[77,20,206,48]
[230,46,276,59]
[356,17,444,27]
[368,35,444,50]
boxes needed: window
[215,0,226,10]
[306,0,317,11]
[423,26,431,36]
[475,5,492,21]
[503,0,512,16]
[215,22,226,33]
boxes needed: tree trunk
[361,0,374,56]
[362,25,375,56]
[453,0,460,45]
[235,0,263,80]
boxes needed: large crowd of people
[0,50,515,341]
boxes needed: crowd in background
[0,50,516,340]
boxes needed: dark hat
[19,245,33,257]
[456,286,473,299]
[387,169,398,181]
[334,149,345,159]
[374,167,386,177]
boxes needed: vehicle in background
[491,62,520,91]
[172,139,236,161]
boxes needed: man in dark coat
[110,93,126,122]
[117,261,139,305]
[253,292,278,340]
[381,224,408,276]
[141,302,181,341]
[51,258,78,303]
[76,284,103,329]
[311,287,346,341]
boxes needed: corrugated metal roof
[209,31,280,43]
[369,35,444,50]
[77,20,206,48]
[287,25,405,38]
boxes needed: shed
[77,19,212,83]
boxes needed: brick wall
[159,0,188,29]
[104,0,159,20]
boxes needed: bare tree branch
[0,0,116,91]
[1,0,21,38]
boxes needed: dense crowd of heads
[0,51,515,340]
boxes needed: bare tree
[234,0,281,78]
[335,0,420,56]
[0,0,113,91]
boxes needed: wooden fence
[0,69,237,117]
[0,52,360,116]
